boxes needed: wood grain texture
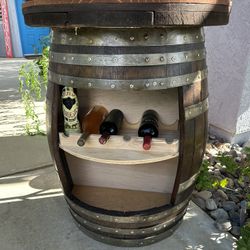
[59,133,179,165]
[49,60,206,80]
[72,185,171,211]
[46,81,73,195]
[66,192,189,229]
[171,79,208,204]
[77,88,179,125]
[23,1,232,27]
[66,153,178,194]
[24,0,231,6]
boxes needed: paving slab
[0,167,236,250]
[0,58,27,101]
[0,135,52,177]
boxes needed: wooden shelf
[59,132,179,165]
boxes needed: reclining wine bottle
[99,109,124,144]
[61,86,80,135]
[138,110,159,150]
[77,106,108,146]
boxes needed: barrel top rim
[23,0,232,28]
[23,0,232,7]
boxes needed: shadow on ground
[0,167,236,250]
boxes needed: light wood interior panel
[67,153,178,193]
[72,185,170,211]
[60,133,179,165]
[77,89,179,126]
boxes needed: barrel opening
[59,88,180,212]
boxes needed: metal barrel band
[74,217,183,247]
[69,206,186,237]
[65,195,190,225]
[50,49,206,67]
[177,172,200,194]
[185,98,209,121]
[48,69,208,90]
[52,28,205,47]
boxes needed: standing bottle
[62,86,80,135]
[99,109,124,144]
[138,110,159,150]
[77,106,108,146]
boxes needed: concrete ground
[0,58,45,136]
[0,167,236,250]
[0,58,237,250]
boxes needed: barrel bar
[185,98,208,121]
[70,206,186,238]
[65,194,190,226]
[171,79,208,204]
[177,172,199,194]
[74,217,182,247]
[48,69,207,90]
[52,28,204,47]
[46,81,73,195]
[50,49,205,67]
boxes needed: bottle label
[62,87,80,133]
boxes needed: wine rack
[58,87,180,201]
[59,133,178,165]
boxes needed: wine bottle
[77,106,108,146]
[138,110,159,150]
[62,86,80,135]
[99,109,124,144]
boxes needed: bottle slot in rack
[59,132,179,165]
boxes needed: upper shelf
[23,0,232,28]
[59,133,179,165]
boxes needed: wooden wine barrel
[47,27,208,247]
[23,0,232,27]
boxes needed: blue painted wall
[15,0,50,56]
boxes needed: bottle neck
[99,132,111,145]
[77,132,90,146]
[143,135,152,150]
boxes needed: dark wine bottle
[77,106,108,146]
[99,109,124,144]
[138,110,159,150]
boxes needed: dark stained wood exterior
[23,0,232,27]
[44,27,209,246]
[46,81,73,195]
[21,0,232,244]
[172,79,208,204]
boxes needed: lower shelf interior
[72,185,171,211]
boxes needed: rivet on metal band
[70,207,186,237]
[185,98,209,121]
[49,49,206,67]
[48,69,208,91]
[73,218,183,247]
[52,28,205,47]
[65,195,190,224]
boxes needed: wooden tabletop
[23,0,232,27]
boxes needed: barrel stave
[46,27,208,246]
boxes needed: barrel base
[71,209,184,247]
[65,193,189,247]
